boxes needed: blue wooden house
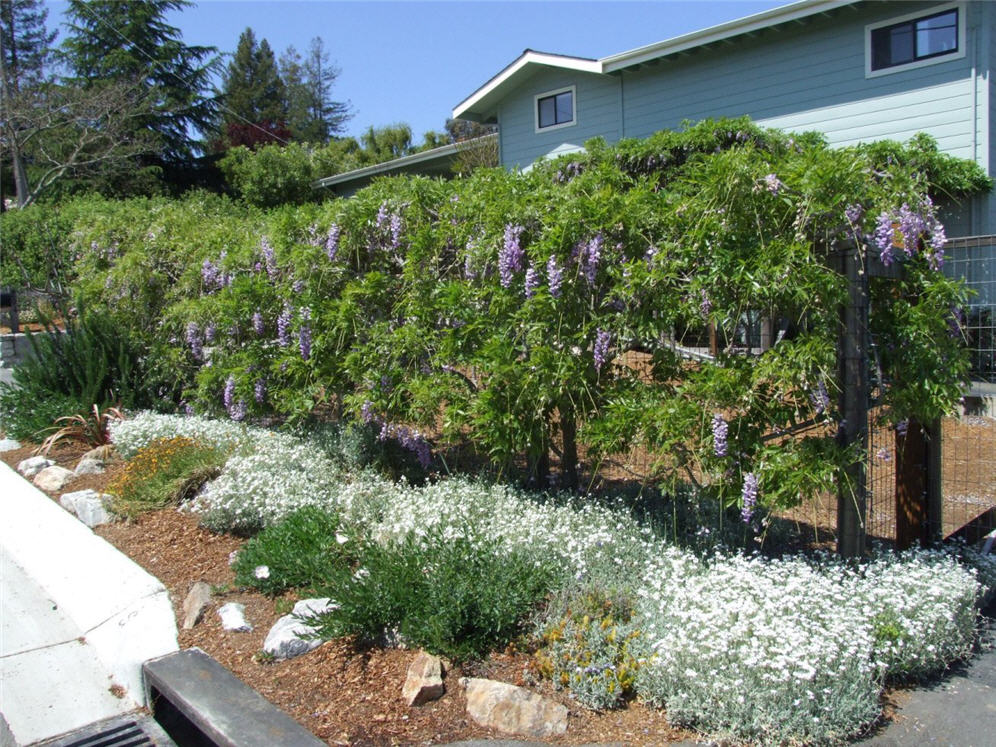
[452,0,995,384]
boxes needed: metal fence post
[837,240,868,558]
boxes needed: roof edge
[602,0,856,72]
[453,49,601,121]
[314,133,499,189]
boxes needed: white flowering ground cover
[110,412,994,745]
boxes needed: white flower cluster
[111,411,989,744]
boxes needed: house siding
[497,68,622,169]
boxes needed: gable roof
[453,0,856,122]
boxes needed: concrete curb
[0,461,178,742]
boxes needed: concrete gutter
[0,461,178,745]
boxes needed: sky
[44,0,791,142]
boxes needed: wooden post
[926,419,943,544]
[895,420,928,550]
[837,241,868,558]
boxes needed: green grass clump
[108,436,224,517]
[233,506,354,596]
[310,531,555,662]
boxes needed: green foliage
[15,119,991,519]
[311,532,556,661]
[220,143,316,207]
[108,435,225,517]
[233,506,353,596]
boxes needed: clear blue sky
[45,0,790,141]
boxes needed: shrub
[233,506,355,596]
[38,404,124,454]
[310,531,556,661]
[108,436,225,517]
[535,590,642,710]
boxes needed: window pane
[538,96,556,128]
[917,11,957,57]
[888,25,915,65]
[555,91,573,124]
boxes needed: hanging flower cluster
[871,198,946,270]
[498,224,525,288]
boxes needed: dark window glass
[538,90,573,128]
[871,9,958,71]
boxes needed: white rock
[0,438,21,452]
[402,651,445,706]
[218,602,252,632]
[58,489,113,527]
[17,455,53,477]
[74,458,105,475]
[262,598,336,660]
[181,581,213,630]
[33,465,75,492]
[462,677,568,738]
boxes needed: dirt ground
[2,441,698,746]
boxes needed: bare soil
[1,441,697,746]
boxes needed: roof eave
[602,0,856,72]
[452,50,601,121]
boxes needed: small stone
[80,444,114,463]
[74,458,105,475]
[262,598,337,660]
[402,651,445,706]
[0,438,21,452]
[463,677,568,738]
[33,465,75,491]
[218,602,252,632]
[182,581,213,630]
[17,455,53,477]
[59,489,112,527]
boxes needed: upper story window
[867,3,964,77]
[535,86,575,132]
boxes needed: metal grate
[38,715,176,747]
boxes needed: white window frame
[534,85,577,134]
[865,2,965,79]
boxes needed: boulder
[461,677,568,738]
[58,489,113,527]
[33,465,75,492]
[74,458,105,476]
[17,455,53,477]
[80,444,115,463]
[181,581,213,630]
[218,602,252,632]
[402,651,445,706]
[262,598,336,660]
[0,438,21,452]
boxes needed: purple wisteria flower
[360,400,374,423]
[897,203,926,258]
[223,375,236,411]
[326,224,341,262]
[292,279,305,294]
[260,237,278,280]
[389,213,403,251]
[229,400,247,422]
[699,289,712,318]
[201,258,222,292]
[524,263,539,299]
[763,173,784,195]
[645,245,658,269]
[254,378,267,404]
[375,202,389,229]
[547,255,563,298]
[186,321,202,360]
[711,414,728,457]
[581,233,604,286]
[810,379,830,415]
[844,204,864,226]
[277,305,292,347]
[299,307,312,361]
[741,472,759,523]
[204,322,216,344]
[252,311,264,336]
[593,328,612,372]
[873,212,896,266]
[498,224,525,288]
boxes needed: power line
[70,1,293,147]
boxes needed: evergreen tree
[279,37,351,143]
[59,0,219,162]
[217,28,288,148]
